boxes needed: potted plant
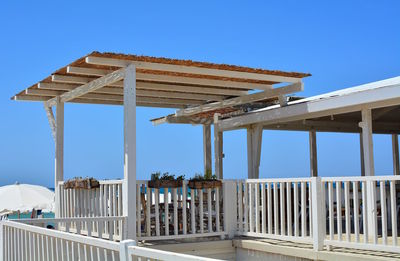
[188,169,222,189]
[148,172,184,188]
[64,177,100,189]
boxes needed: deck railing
[235,178,314,244]
[0,220,221,261]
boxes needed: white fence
[235,178,313,244]
[0,220,221,261]
[58,179,227,240]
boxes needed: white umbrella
[0,182,55,213]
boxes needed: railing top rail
[241,177,312,183]
[1,220,120,251]
[128,245,222,261]
[15,216,126,224]
[321,175,400,182]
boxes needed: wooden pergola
[12,51,310,239]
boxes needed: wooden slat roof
[12,51,310,109]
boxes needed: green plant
[151,172,161,181]
[160,172,175,180]
[176,175,185,181]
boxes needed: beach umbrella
[0,182,55,213]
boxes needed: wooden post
[119,240,136,261]
[214,114,223,179]
[311,177,324,251]
[392,134,399,175]
[123,65,137,240]
[203,124,212,175]
[309,131,318,177]
[247,125,262,179]
[55,98,64,218]
[359,133,365,176]
[359,109,377,239]
[223,181,237,238]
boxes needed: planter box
[148,180,183,189]
[188,180,222,189]
[64,178,100,190]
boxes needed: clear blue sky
[1,1,399,187]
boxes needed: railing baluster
[207,188,212,233]
[146,185,151,237]
[362,181,368,243]
[301,182,306,237]
[286,182,292,236]
[238,181,243,233]
[255,183,259,233]
[344,181,350,242]
[280,182,286,236]
[182,182,187,235]
[249,183,253,233]
[191,188,196,234]
[174,188,179,235]
[262,182,266,234]
[136,184,141,237]
[216,186,220,232]
[353,181,360,243]
[380,181,387,245]
[328,182,334,242]
[390,180,398,246]
[274,182,278,235]
[336,181,342,241]
[199,189,204,234]
[244,183,249,232]
[164,188,169,236]
[155,188,160,236]
[308,181,312,237]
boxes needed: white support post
[359,133,365,176]
[0,221,3,260]
[311,177,324,251]
[55,98,64,218]
[214,114,223,179]
[223,181,237,238]
[309,131,318,177]
[119,240,136,261]
[392,134,399,175]
[123,65,137,240]
[247,125,263,179]
[203,124,212,175]
[359,109,377,239]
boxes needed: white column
[123,64,137,240]
[392,134,399,175]
[247,125,262,179]
[214,114,223,179]
[55,98,64,218]
[359,133,365,176]
[309,130,318,177]
[359,109,377,239]
[203,124,212,175]
[311,177,324,251]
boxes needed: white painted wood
[380,181,387,245]
[176,82,303,117]
[390,181,398,246]
[146,187,151,237]
[344,181,350,242]
[286,182,292,236]
[311,177,324,250]
[255,183,259,233]
[155,189,160,236]
[353,181,360,243]
[43,105,56,142]
[123,64,137,240]
[293,182,298,237]
[164,189,169,236]
[328,182,334,241]
[199,189,203,234]
[309,131,318,177]
[173,188,178,235]
[182,183,188,234]
[190,188,195,234]
[203,125,212,175]
[238,181,243,232]
[136,184,141,238]
[393,134,399,175]
[301,182,306,237]
[55,99,64,218]
[360,133,365,176]
[249,183,253,232]
[261,182,266,234]
[223,181,237,238]
[214,115,223,179]
[247,125,263,179]
[280,182,285,235]
[219,77,400,131]
[244,183,249,232]
[207,189,212,233]
[215,187,220,232]
[273,182,278,235]
[336,181,342,241]
[85,56,303,84]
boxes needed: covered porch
[2,52,400,260]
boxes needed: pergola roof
[12,51,310,110]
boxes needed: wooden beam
[360,109,375,176]
[43,104,56,142]
[373,106,397,120]
[219,78,400,131]
[176,82,303,117]
[151,115,213,126]
[247,124,263,179]
[309,131,318,177]
[39,82,122,95]
[46,68,126,107]
[54,98,64,218]
[67,66,274,90]
[393,134,399,175]
[85,56,303,84]
[360,133,365,176]
[203,124,212,175]
[123,64,136,240]
[51,74,247,96]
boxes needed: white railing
[58,179,227,240]
[58,179,123,219]
[0,220,222,261]
[16,216,125,241]
[322,175,400,253]
[235,178,313,244]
